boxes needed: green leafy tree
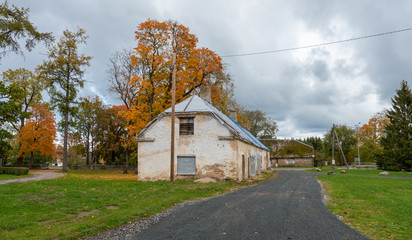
[0,81,23,161]
[378,80,412,170]
[37,27,92,172]
[323,125,356,165]
[0,81,22,125]
[0,128,12,164]
[94,105,128,166]
[302,136,325,166]
[2,68,46,164]
[244,109,278,139]
[2,68,44,129]
[303,136,323,152]
[74,96,103,165]
[0,1,53,59]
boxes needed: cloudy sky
[3,0,412,139]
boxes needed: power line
[221,27,412,58]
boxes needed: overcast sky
[2,0,412,139]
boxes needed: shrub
[0,167,29,175]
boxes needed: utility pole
[356,122,361,165]
[332,124,335,169]
[333,128,349,169]
[170,52,176,183]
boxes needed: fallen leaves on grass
[67,170,137,181]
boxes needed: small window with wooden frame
[179,117,194,135]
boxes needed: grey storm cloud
[2,0,412,139]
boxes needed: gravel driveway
[0,170,65,184]
[92,170,368,240]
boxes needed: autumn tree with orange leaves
[358,111,390,162]
[18,105,56,167]
[107,49,139,173]
[2,68,47,165]
[359,111,390,145]
[123,19,236,135]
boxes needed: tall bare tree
[107,49,139,173]
[38,27,92,172]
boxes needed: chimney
[229,109,237,122]
[199,85,211,102]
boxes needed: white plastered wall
[138,113,238,181]
[235,141,270,180]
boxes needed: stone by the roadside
[327,171,335,175]
[316,168,322,172]
[379,171,389,176]
[341,170,346,174]
[401,169,406,172]
[194,177,218,183]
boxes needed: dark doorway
[248,157,250,178]
[242,155,245,180]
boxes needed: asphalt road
[127,171,368,240]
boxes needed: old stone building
[260,139,314,167]
[136,92,270,181]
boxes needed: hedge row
[0,167,29,175]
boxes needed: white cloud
[3,0,412,139]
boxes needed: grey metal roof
[139,95,270,151]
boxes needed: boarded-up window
[177,156,196,175]
[257,154,262,174]
[179,117,194,135]
[286,160,295,165]
[250,155,256,177]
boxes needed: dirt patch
[194,177,218,183]
[78,209,100,218]
[21,195,41,201]
[38,218,55,225]
[72,174,137,181]
[317,179,330,206]
[106,206,119,210]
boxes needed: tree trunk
[16,142,23,166]
[149,98,153,121]
[91,141,95,165]
[16,117,25,166]
[63,110,68,172]
[124,145,129,174]
[29,151,34,169]
[86,134,90,165]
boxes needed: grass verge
[0,173,32,181]
[318,174,412,240]
[308,166,412,177]
[0,170,274,240]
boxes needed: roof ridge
[183,95,195,112]
[138,95,270,151]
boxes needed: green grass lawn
[0,170,274,240]
[273,166,313,168]
[308,166,412,177]
[318,174,412,240]
[0,173,32,181]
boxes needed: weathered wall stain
[138,112,270,181]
